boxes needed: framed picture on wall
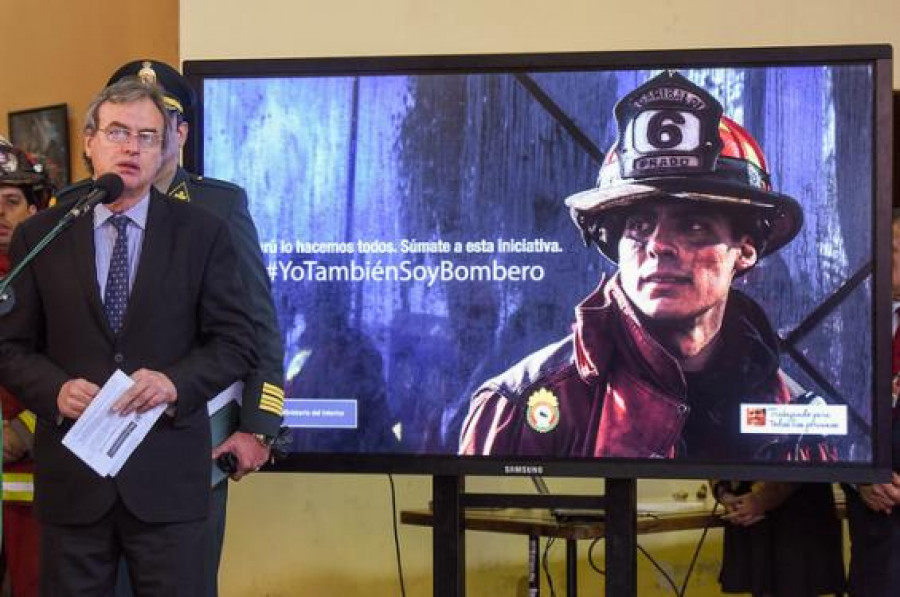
[8,103,71,190]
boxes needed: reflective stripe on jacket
[2,471,34,502]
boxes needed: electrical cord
[637,543,680,596]
[586,502,720,597]
[541,536,558,597]
[587,537,605,576]
[387,474,407,597]
[637,500,721,596]
[677,500,719,596]
[587,532,681,595]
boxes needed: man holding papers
[0,78,255,595]
[57,60,287,597]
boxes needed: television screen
[184,45,893,481]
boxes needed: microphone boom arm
[0,172,124,316]
[0,211,81,316]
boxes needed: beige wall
[181,0,898,80]
[0,0,179,185]
[181,1,894,595]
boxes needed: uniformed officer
[56,60,285,597]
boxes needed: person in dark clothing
[715,481,846,596]
[839,209,900,597]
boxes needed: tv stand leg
[526,534,540,596]
[433,475,465,597]
[566,538,577,596]
[605,477,637,596]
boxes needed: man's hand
[57,378,101,419]
[211,431,270,481]
[2,421,27,462]
[112,369,177,415]
[859,474,900,514]
[719,491,766,527]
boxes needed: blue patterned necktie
[104,214,130,334]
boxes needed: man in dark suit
[842,209,900,596]
[58,60,286,597]
[0,77,256,595]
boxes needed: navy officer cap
[107,59,196,120]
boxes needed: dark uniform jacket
[0,189,256,524]
[460,274,832,461]
[58,168,284,436]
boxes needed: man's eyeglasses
[97,127,162,149]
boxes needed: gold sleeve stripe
[260,387,284,400]
[262,383,285,399]
[17,410,37,434]
[260,396,283,409]
[259,400,283,416]
[260,396,284,409]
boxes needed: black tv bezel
[184,44,893,483]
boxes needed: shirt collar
[93,191,151,231]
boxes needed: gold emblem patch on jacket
[169,181,190,202]
[526,388,559,433]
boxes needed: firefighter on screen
[459,71,834,461]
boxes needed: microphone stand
[0,204,92,317]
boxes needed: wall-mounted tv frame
[184,44,893,483]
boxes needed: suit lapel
[121,191,174,335]
[69,213,110,338]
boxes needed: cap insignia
[138,61,158,86]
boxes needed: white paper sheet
[62,369,166,477]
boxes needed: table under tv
[402,480,847,597]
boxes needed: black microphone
[68,172,125,218]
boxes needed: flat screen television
[184,45,893,482]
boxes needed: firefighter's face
[0,185,36,255]
[617,201,757,322]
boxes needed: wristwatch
[252,433,275,448]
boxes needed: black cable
[677,501,720,597]
[630,502,720,597]
[587,537,606,576]
[541,536,558,597]
[637,543,680,596]
[387,474,407,597]
[583,503,721,596]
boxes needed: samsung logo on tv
[503,465,544,475]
